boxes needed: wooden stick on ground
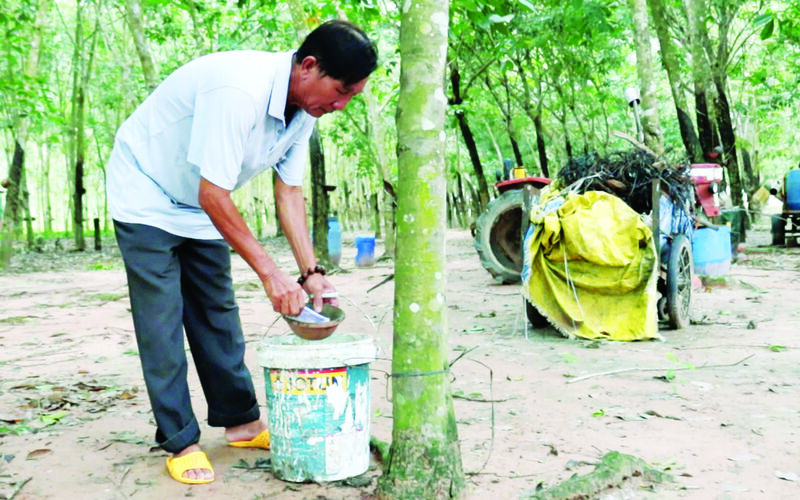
[566,353,755,384]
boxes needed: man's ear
[299,56,319,73]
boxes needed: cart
[650,179,694,330]
[521,168,696,332]
[770,170,800,247]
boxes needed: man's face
[297,63,368,118]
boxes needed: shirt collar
[267,51,295,124]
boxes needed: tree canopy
[1,0,799,249]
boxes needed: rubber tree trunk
[364,83,396,258]
[21,168,34,249]
[371,192,381,238]
[3,145,35,249]
[2,142,24,235]
[513,51,550,177]
[3,0,47,261]
[648,0,703,162]
[533,111,550,177]
[309,126,331,267]
[69,0,97,252]
[686,0,716,155]
[272,170,284,237]
[713,80,743,207]
[695,0,743,206]
[484,72,524,168]
[1,142,24,268]
[376,0,464,497]
[123,0,157,90]
[69,2,85,251]
[740,148,758,227]
[450,65,490,212]
[629,0,664,154]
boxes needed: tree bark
[686,0,716,156]
[363,83,396,258]
[2,0,48,256]
[376,0,464,497]
[533,111,550,178]
[272,170,284,237]
[2,142,24,234]
[713,80,743,206]
[70,0,86,251]
[629,0,664,154]
[123,0,158,90]
[513,51,549,177]
[648,0,703,162]
[696,0,743,206]
[450,64,490,212]
[483,73,524,168]
[309,127,331,266]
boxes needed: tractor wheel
[666,234,693,330]
[771,214,785,246]
[474,189,524,284]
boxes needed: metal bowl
[282,304,345,341]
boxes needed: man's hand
[261,269,307,316]
[301,274,339,312]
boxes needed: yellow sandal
[228,429,270,449]
[166,450,215,484]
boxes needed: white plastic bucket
[257,333,378,482]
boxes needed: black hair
[296,20,378,86]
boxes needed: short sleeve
[186,87,256,190]
[273,121,314,187]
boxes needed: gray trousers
[114,221,260,453]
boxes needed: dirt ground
[1,210,799,500]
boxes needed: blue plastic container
[785,170,800,211]
[327,216,342,266]
[692,226,731,276]
[258,334,378,482]
[355,236,375,267]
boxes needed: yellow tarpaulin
[521,189,659,341]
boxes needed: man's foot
[166,444,214,484]
[225,419,270,449]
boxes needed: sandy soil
[1,213,799,500]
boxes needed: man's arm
[273,174,338,312]
[198,177,307,316]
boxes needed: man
[107,20,377,484]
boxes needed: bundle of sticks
[556,150,694,215]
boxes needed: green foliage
[2,0,800,242]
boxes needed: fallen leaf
[74,381,108,392]
[332,473,372,488]
[10,384,37,390]
[775,471,798,482]
[0,414,25,424]
[26,449,52,460]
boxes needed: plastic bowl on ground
[282,304,346,341]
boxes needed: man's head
[289,20,378,118]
